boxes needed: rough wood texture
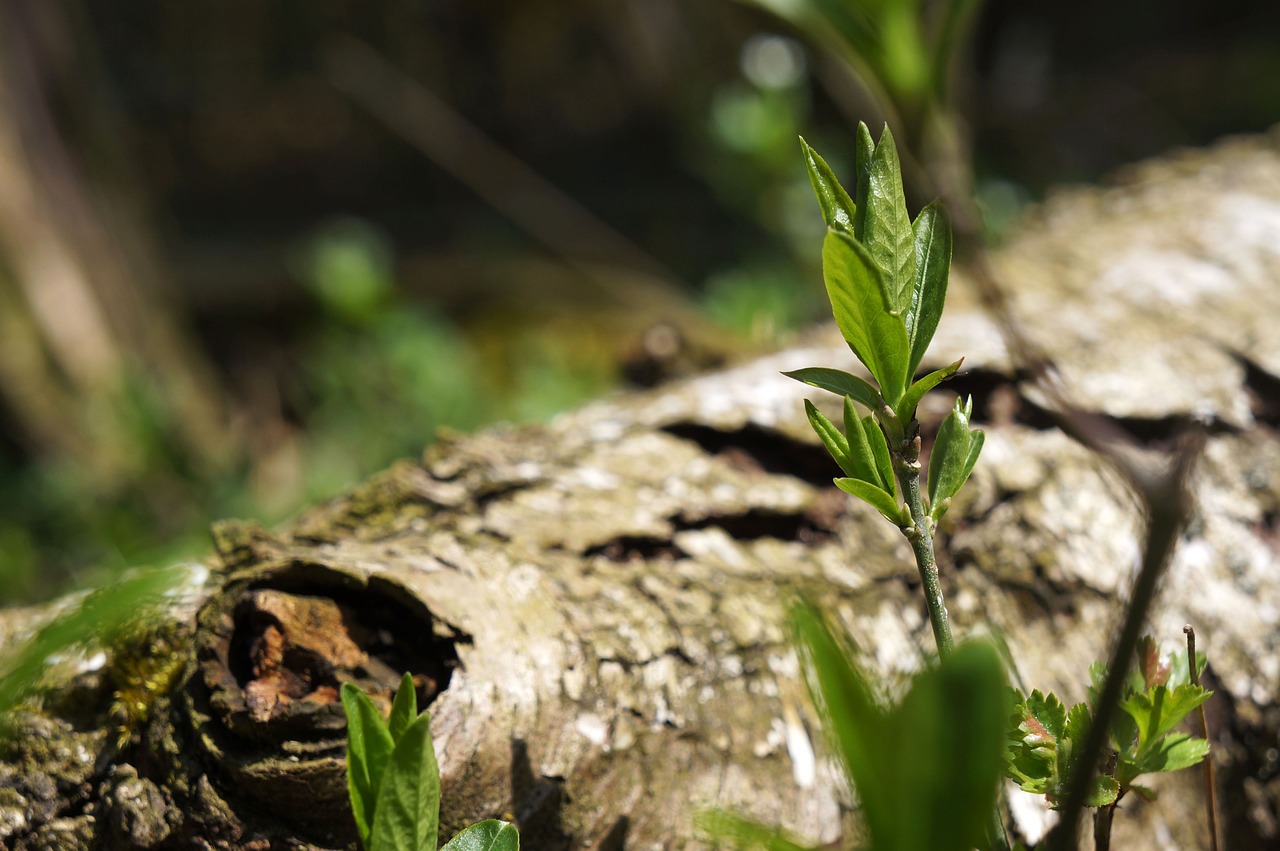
[4,129,1280,850]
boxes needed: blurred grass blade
[0,564,185,719]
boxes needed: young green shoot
[342,674,520,851]
[786,123,980,659]
[1005,635,1212,850]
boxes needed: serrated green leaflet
[440,820,520,851]
[1136,734,1210,774]
[370,711,441,851]
[906,201,952,377]
[343,683,396,847]
[896,358,961,423]
[804,400,856,479]
[1083,775,1120,808]
[782,367,880,411]
[1120,684,1212,752]
[835,477,904,525]
[388,672,418,743]
[821,229,910,403]
[799,137,855,236]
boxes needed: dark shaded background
[1,0,1277,605]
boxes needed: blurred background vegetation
[0,0,1277,606]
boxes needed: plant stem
[895,431,954,658]
[1049,440,1200,851]
[1185,625,1221,851]
[895,427,1010,851]
[1093,804,1116,851]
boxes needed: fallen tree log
[3,129,1280,850]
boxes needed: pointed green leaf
[343,683,396,847]
[852,122,875,243]
[862,414,896,497]
[841,398,883,486]
[928,397,973,508]
[961,428,985,486]
[896,358,962,423]
[370,711,441,851]
[821,229,910,403]
[858,125,915,314]
[441,820,521,851]
[697,810,815,851]
[800,137,855,236]
[804,400,856,479]
[882,641,1009,851]
[389,672,418,743]
[835,477,906,526]
[906,201,952,377]
[783,367,881,411]
[789,601,893,846]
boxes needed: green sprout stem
[896,425,1010,851]
[894,431,954,658]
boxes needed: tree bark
[4,130,1280,850]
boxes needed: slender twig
[1048,436,1203,851]
[1185,624,1221,851]
[893,425,1012,851]
[894,429,954,659]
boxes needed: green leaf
[852,122,876,243]
[389,672,418,743]
[799,137,855,236]
[927,396,975,511]
[881,641,1010,851]
[1138,733,1210,774]
[1120,684,1212,754]
[855,124,915,314]
[862,413,896,497]
[821,229,911,403]
[1083,775,1120,808]
[804,400,855,479]
[440,820,521,851]
[343,682,396,847]
[1004,690,1065,795]
[961,429,985,488]
[835,477,906,527]
[842,398,885,487]
[789,601,892,846]
[370,711,441,851]
[896,358,962,424]
[906,201,952,378]
[1129,784,1159,802]
[782,367,881,411]
[697,810,815,851]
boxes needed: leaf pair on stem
[343,674,520,851]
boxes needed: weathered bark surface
[4,129,1280,850]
